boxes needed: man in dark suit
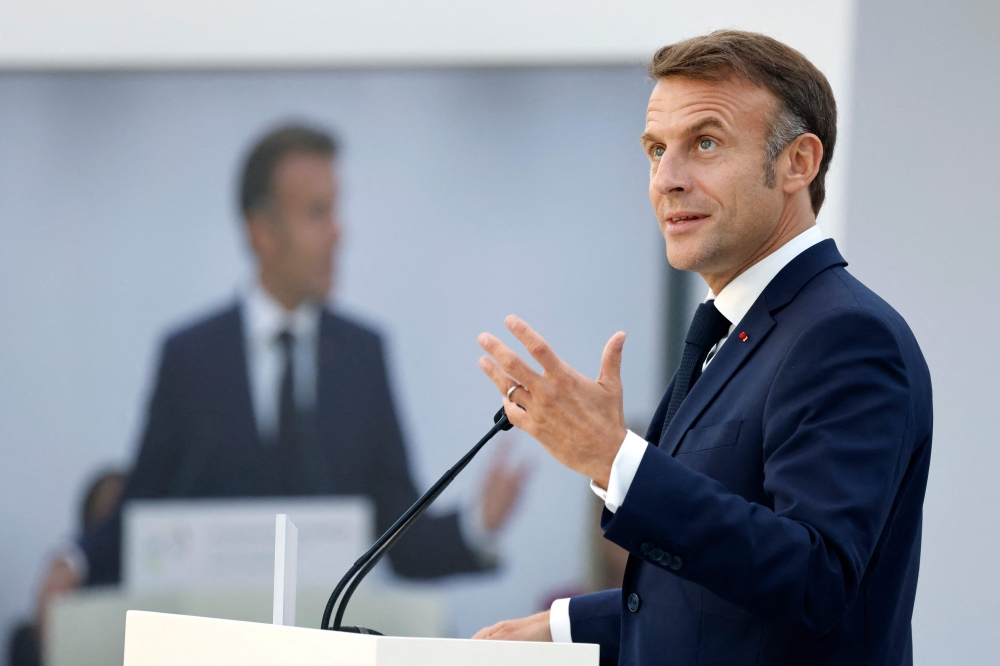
[473,31,931,665]
[38,125,526,600]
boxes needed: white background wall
[0,0,862,647]
[846,1,1000,662]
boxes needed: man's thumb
[598,331,626,384]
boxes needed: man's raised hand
[477,315,627,489]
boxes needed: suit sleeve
[79,338,189,585]
[601,308,914,638]
[365,337,493,578]
[569,589,622,664]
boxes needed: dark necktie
[277,329,297,451]
[661,301,732,439]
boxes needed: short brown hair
[239,123,338,218]
[649,30,836,213]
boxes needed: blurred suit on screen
[74,125,525,586]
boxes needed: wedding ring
[506,384,521,401]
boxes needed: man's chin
[298,280,331,305]
[313,281,334,303]
[665,242,707,273]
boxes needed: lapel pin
[739,331,749,342]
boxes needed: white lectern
[123,610,598,665]
[121,514,599,665]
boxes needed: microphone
[321,406,514,633]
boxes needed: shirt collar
[709,225,825,329]
[243,281,321,345]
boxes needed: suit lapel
[645,377,675,443]
[660,302,775,454]
[655,239,848,454]
[317,310,340,369]
[316,310,340,412]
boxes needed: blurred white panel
[0,1,856,242]
[121,498,370,593]
[0,1,852,69]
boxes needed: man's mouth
[663,213,710,232]
[665,213,708,224]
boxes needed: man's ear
[781,133,823,196]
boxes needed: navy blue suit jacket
[82,304,488,584]
[569,241,931,665]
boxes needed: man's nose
[651,150,692,195]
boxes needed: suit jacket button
[668,556,683,571]
[627,593,641,613]
[640,542,652,556]
[650,548,664,562]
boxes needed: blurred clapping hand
[479,436,532,535]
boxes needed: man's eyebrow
[683,117,726,136]
[639,118,727,146]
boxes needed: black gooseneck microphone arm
[321,407,514,633]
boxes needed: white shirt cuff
[589,430,649,513]
[549,597,572,643]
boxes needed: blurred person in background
[34,124,528,619]
[8,469,127,666]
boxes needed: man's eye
[698,138,716,151]
[652,146,665,159]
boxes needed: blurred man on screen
[473,31,931,665]
[37,125,527,605]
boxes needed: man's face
[641,76,786,281]
[251,152,341,304]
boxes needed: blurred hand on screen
[480,441,531,533]
[473,610,552,641]
[35,556,81,652]
[478,315,627,490]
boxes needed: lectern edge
[123,609,598,666]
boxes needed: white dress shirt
[242,283,321,440]
[549,225,825,642]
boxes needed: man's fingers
[478,356,531,403]
[505,315,564,374]
[472,625,496,640]
[478,332,542,387]
[597,331,627,385]
[479,357,535,419]
[478,356,516,394]
[472,612,552,642]
[472,620,516,641]
[503,394,530,422]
